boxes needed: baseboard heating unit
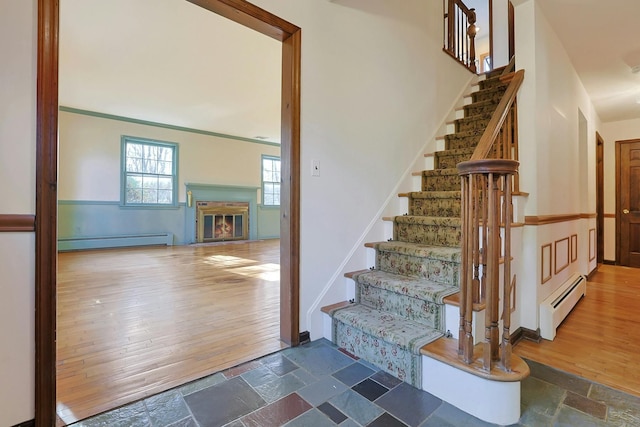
[539,273,586,340]
[58,233,174,251]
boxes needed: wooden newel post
[458,159,518,371]
[467,8,477,73]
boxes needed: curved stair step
[352,269,459,304]
[326,303,443,387]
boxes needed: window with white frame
[122,136,178,206]
[262,155,281,206]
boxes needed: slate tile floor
[70,339,640,427]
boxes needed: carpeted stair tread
[407,190,461,200]
[394,215,461,227]
[444,129,485,140]
[351,269,459,304]
[368,241,461,262]
[419,167,459,177]
[479,75,507,90]
[435,146,476,157]
[328,303,443,354]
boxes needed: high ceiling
[60,0,640,145]
[536,0,640,123]
[59,0,282,143]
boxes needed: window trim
[261,154,281,207]
[120,135,179,207]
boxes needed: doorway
[596,132,604,264]
[36,0,301,425]
[615,139,640,267]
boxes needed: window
[122,136,178,206]
[262,155,281,206]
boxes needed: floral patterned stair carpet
[324,72,509,388]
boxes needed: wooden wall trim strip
[525,213,596,225]
[604,213,616,219]
[0,214,36,232]
[36,0,59,425]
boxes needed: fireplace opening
[196,201,249,242]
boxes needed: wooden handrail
[456,69,525,372]
[470,70,524,161]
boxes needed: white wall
[0,0,37,425]
[513,0,601,331]
[250,0,473,338]
[58,111,280,202]
[601,118,640,261]
[492,0,510,68]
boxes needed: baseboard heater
[58,233,174,251]
[539,273,586,340]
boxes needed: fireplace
[196,201,249,243]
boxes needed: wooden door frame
[615,139,640,265]
[36,0,301,425]
[596,132,604,263]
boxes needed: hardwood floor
[514,264,640,397]
[56,239,285,425]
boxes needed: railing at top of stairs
[457,68,525,373]
[443,0,478,73]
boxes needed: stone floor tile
[223,360,263,379]
[352,378,389,401]
[297,375,349,406]
[253,371,307,403]
[221,421,245,427]
[516,404,553,427]
[524,358,592,397]
[144,389,191,427]
[283,408,337,427]
[72,401,150,427]
[283,344,356,376]
[317,401,348,424]
[375,382,441,427]
[260,353,299,376]
[553,405,609,427]
[370,371,403,390]
[520,376,565,418]
[329,389,385,426]
[179,372,226,396]
[290,367,318,385]
[240,365,280,388]
[339,419,361,427]
[419,402,495,427]
[184,376,265,427]
[563,391,607,420]
[367,412,408,427]
[241,393,312,427]
[165,417,198,427]
[589,382,639,407]
[333,362,375,386]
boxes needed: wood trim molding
[589,228,596,261]
[604,213,616,219]
[36,0,59,425]
[525,213,596,225]
[580,213,597,219]
[186,0,299,41]
[554,237,570,275]
[541,243,552,284]
[510,327,541,345]
[0,214,36,232]
[570,234,578,263]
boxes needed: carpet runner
[323,70,509,387]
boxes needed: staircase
[322,68,510,388]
